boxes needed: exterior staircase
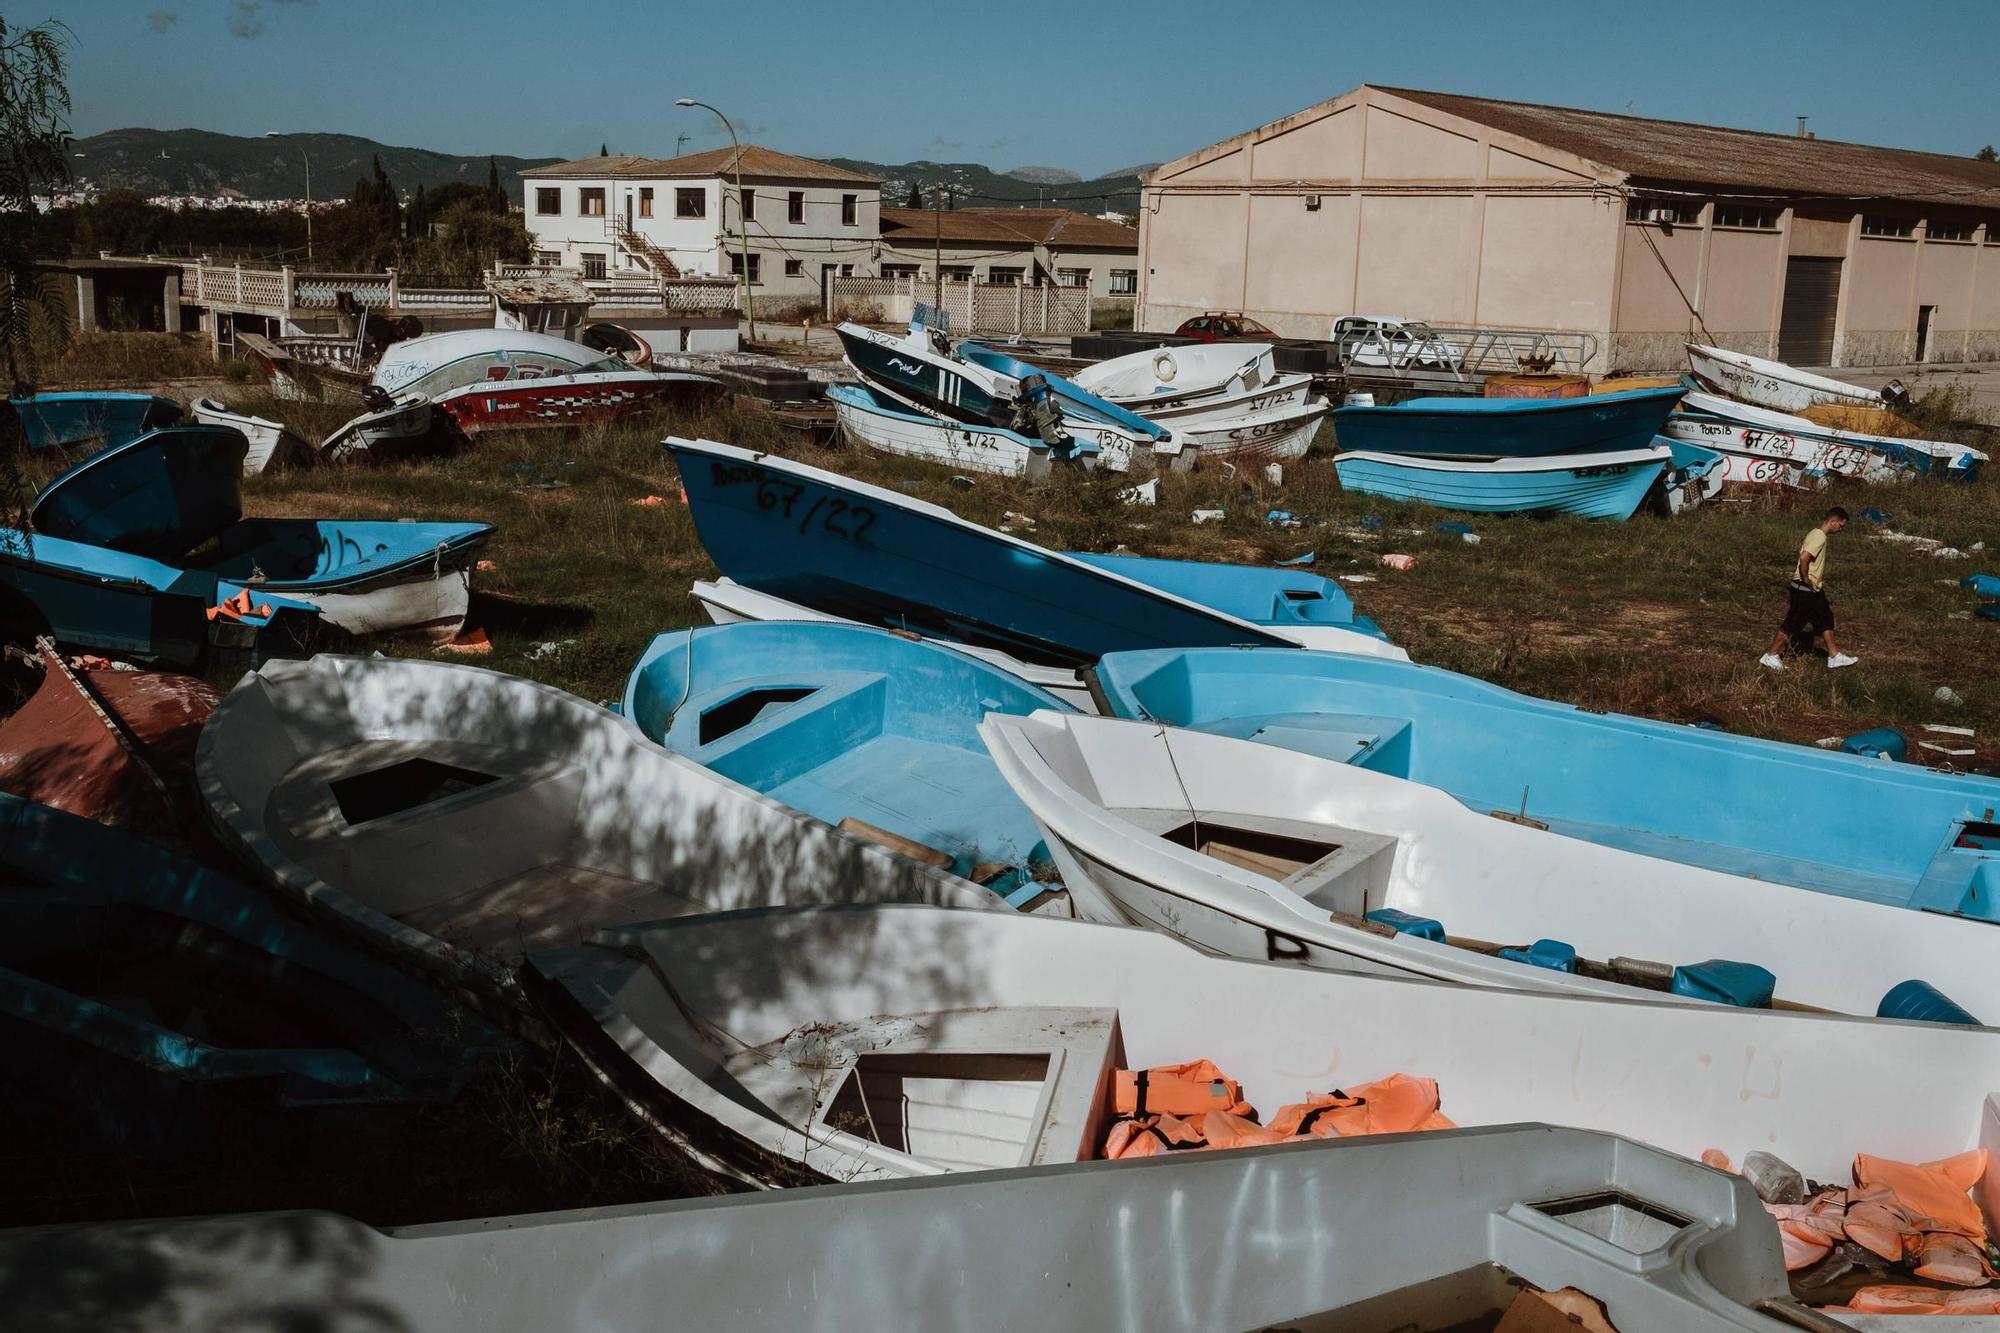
[610,216,682,281]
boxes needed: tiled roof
[878,207,1137,249]
[522,145,877,184]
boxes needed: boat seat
[1193,712,1413,774]
[1122,806,1399,918]
[1908,824,2000,921]
[677,671,889,791]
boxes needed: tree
[599,143,609,157]
[1979,145,1998,163]
[905,182,923,208]
[486,157,505,212]
[404,197,532,286]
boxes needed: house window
[1058,267,1090,287]
[580,187,605,217]
[581,253,607,280]
[987,267,1024,286]
[1928,219,1974,242]
[882,263,921,278]
[676,187,705,219]
[1862,215,1913,237]
[638,187,654,218]
[1109,269,1138,294]
[1625,196,1700,225]
[839,263,854,277]
[740,187,755,222]
[784,259,804,277]
[841,193,857,226]
[1713,205,1777,230]
[941,265,974,282]
[536,250,560,266]
[535,187,561,215]
[729,252,762,284]
[788,190,804,223]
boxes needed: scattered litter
[1935,686,1966,705]
[1925,724,1976,737]
[1275,551,1315,567]
[1920,741,1978,757]
[999,510,1037,532]
[1932,547,1966,560]
[527,640,575,661]
[1972,541,1987,552]
[1118,479,1158,506]
[437,628,492,655]
[1861,507,1894,526]
[949,475,975,490]
[627,495,668,507]
[1360,515,1382,531]
[1461,532,1482,545]
[1963,573,2000,598]
[1218,462,1237,483]
[1379,553,1416,571]
[1437,522,1474,535]
[1265,509,1298,527]
[1263,463,1284,486]
[1108,544,1135,556]
[1192,508,1226,525]
[475,559,498,573]
[1338,573,1378,584]
[1839,728,1907,762]
[1744,1151,1806,1206]
[1814,737,1843,749]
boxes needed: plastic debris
[1963,573,2000,598]
[1192,508,1226,524]
[1925,724,1977,736]
[949,475,975,490]
[1275,550,1315,567]
[1814,737,1843,749]
[1933,547,1966,559]
[1338,573,1378,583]
[1118,479,1158,506]
[474,559,498,573]
[1937,686,1967,705]
[1263,463,1284,486]
[1437,521,1474,534]
[1840,728,1907,762]
[1744,1151,1807,1206]
[1861,506,1894,525]
[1461,532,1482,545]
[437,628,492,655]
[627,495,667,507]
[1379,553,1416,571]
[527,640,575,661]
[999,511,1037,532]
[1266,509,1298,527]
[1360,515,1383,531]
[1921,741,1977,757]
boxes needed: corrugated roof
[523,145,877,184]
[1380,86,2000,210]
[878,207,1137,249]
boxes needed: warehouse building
[1139,86,2000,369]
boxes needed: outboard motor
[1881,378,1910,409]
[360,384,393,413]
[1012,372,1070,450]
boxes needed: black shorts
[1782,583,1834,635]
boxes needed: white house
[521,147,880,306]
[875,207,1139,299]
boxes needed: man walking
[1762,506,1856,670]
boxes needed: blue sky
[40,0,2000,176]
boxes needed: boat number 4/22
[712,462,878,543]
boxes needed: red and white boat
[369,329,718,435]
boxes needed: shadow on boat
[463,591,593,640]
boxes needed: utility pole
[676,99,754,342]
[674,132,689,156]
[933,182,943,312]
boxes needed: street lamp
[265,131,313,264]
[675,98,755,341]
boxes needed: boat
[981,708,2000,1015]
[189,396,313,473]
[1667,389,1983,486]
[0,1122,1839,1333]
[622,621,1074,910]
[688,575,1097,709]
[1156,396,1327,464]
[1333,444,1671,520]
[195,655,998,1000]
[1067,340,1315,421]
[318,391,436,464]
[0,791,513,1151]
[0,640,219,837]
[669,437,1405,664]
[828,383,1093,479]
[29,425,249,558]
[368,329,720,435]
[0,529,325,666]
[1686,342,1896,414]
[1330,385,1684,458]
[5,390,182,453]
[528,902,2000,1202]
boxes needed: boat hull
[8,392,183,453]
[1685,342,1882,413]
[434,373,700,434]
[828,383,1062,478]
[191,398,313,473]
[1334,446,1668,519]
[30,426,248,557]
[1171,398,1327,463]
[319,395,435,463]
[1330,386,1683,457]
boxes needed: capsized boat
[623,621,1072,910]
[529,902,2000,1200]
[1686,342,1896,414]
[669,437,1404,664]
[319,391,436,464]
[196,655,997,1000]
[689,576,1096,710]
[1667,389,1983,485]
[1067,340,1315,421]
[370,329,719,435]
[0,792,513,1149]
[1331,385,1684,458]
[1334,444,1671,520]
[979,708,2000,1017]
[0,1123,1841,1333]
[6,390,182,453]
[189,396,313,473]
[828,382,1093,480]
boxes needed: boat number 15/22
[713,462,878,543]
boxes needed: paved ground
[1811,361,2000,411]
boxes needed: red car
[1173,312,1278,342]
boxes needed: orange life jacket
[1113,1060,1253,1120]
[1853,1149,1990,1242]
[1846,1285,2000,1315]
[204,588,273,623]
[1265,1074,1456,1140]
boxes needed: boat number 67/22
[716,463,878,542]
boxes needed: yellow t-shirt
[1799,527,1829,590]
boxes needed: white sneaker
[1759,653,1785,670]
[1826,653,1858,670]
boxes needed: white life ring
[1152,349,1178,383]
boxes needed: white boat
[1685,342,1894,414]
[828,383,1087,479]
[1668,389,1984,486]
[319,392,435,463]
[690,575,1097,710]
[1069,340,1319,426]
[188,396,313,473]
[530,902,2000,1210]
[1165,395,1327,463]
[194,655,996,1000]
[0,1122,1837,1333]
[977,710,2000,1018]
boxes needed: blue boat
[1334,444,1670,520]
[30,424,248,556]
[670,437,1402,665]
[6,390,183,453]
[1331,386,1685,458]
[955,342,1170,441]
[1066,552,1389,642]
[0,791,513,1150]
[1090,646,2000,918]
[623,621,1069,907]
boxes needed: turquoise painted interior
[1065,553,1389,638]
[31,426,247,558]
[189,520,492,591]
[9,392,183,452]
[624,622,1073,902]
[1094,647,2000,918]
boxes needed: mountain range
[66,128,1152,213]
